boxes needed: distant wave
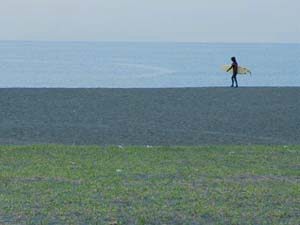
[114,63,174,78]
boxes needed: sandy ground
[0,87,299,146]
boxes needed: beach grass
[0,145,299,224]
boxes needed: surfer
[227,57,238,88]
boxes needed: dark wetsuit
[231,62,238,87]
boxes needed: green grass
[0,145,299,225]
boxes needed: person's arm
[226,65,233,72]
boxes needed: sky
[0,0,299,43]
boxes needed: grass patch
[0,145,299,224]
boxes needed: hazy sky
[0,0,299,42]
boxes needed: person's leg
[231,75,234,87]
[234,75,238,87]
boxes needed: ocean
[0,41,299,88]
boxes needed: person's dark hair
[231,57,237,63]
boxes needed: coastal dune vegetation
[0,145,299,224]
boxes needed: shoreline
[0,86,299,89]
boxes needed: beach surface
[0,87,299,146]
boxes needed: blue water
[0,41,299,88]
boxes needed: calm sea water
[0,41,299,88]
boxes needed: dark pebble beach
[0,87,299,146]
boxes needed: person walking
[227,57,238,88]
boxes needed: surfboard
[222,65,251,75]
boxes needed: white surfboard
[222,65,251,75]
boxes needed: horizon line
[0,39,299,45]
